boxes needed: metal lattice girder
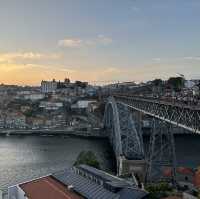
[117,103,144,159]
[146,119,177,184]
[103,97,123,158]
[103,97,144,160]
[114,95,200,134]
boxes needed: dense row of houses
[0,111,26,129]
[0,78,100,130]
[0,110,67,129]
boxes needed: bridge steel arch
[103,97,123,158]
[114,95,200,134]
[103,97,145,175]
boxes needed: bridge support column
[117,156,147,182]
[146,118,177,185]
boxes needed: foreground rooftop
[9,165,148,199]
[19,176,83,199]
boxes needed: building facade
[41,79,57,93]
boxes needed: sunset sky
[0,0,200,85]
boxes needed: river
[0,134,200,197]
[0,135,113,195]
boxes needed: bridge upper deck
[115,94,200,110]
[114,94,200,134]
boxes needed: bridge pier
[117,156,147,182]
[104,97,146,182]
[103,95,199,186]
[146,118,177,185]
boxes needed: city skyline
[0,0,200,85]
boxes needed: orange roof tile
[177,167,194,175]
[193,169,200,188]
[20,176,83,199]
[163,167,172,177]
[163,167,194,177]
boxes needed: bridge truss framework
[114,95,200,134]
[103,95,199,183]
[113,95,200,184]
[146,119,177,184]
[103,97,145,175]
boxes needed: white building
[41,79,57,93]
[185,80,196,89]
[24,93,45,101]
[39,101,63,110]
[5,112,26,129]
[71,100,97,110]
[0,113,5,128]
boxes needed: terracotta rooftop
[177,167,194,175]
[19,176,83,199]
[194,169,200,188]
[163,167,194,177]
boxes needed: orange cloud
[0,52,61,64]
[58,35,112,48]
[0,63,124,85]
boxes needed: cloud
[183,56,200,61]
[22,64,76,73]
[0,52,43,63]
[0,52,61,63]
[0,62,122,85]
[0,63,46,72]
[58,39,83,47]
[0,63,27,72]
[103,67,121,74]
[58,35,112,48]
[0,62,77,84]
[152,58,161,62]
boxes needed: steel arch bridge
[103,97,145,175]
[114,94,200,134]
[105,94,200,183]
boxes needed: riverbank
[0,128,107,138]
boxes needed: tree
[74,151,100,169]
[152,79,163,87]
[75,81,87,88]
[97,103,105,116]
[197,81,200,91]
[146,182,173,199]
[167,77,185,91]
[24,109,33,117]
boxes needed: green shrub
[74,150,100,169]
[146,182,173,199]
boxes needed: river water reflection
[0,134,200,195]
[0,135,113,193]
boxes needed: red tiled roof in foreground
[20,176,83,199]
[193,169,200,188]
[163,167,194,177]
[177,167,194,175]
